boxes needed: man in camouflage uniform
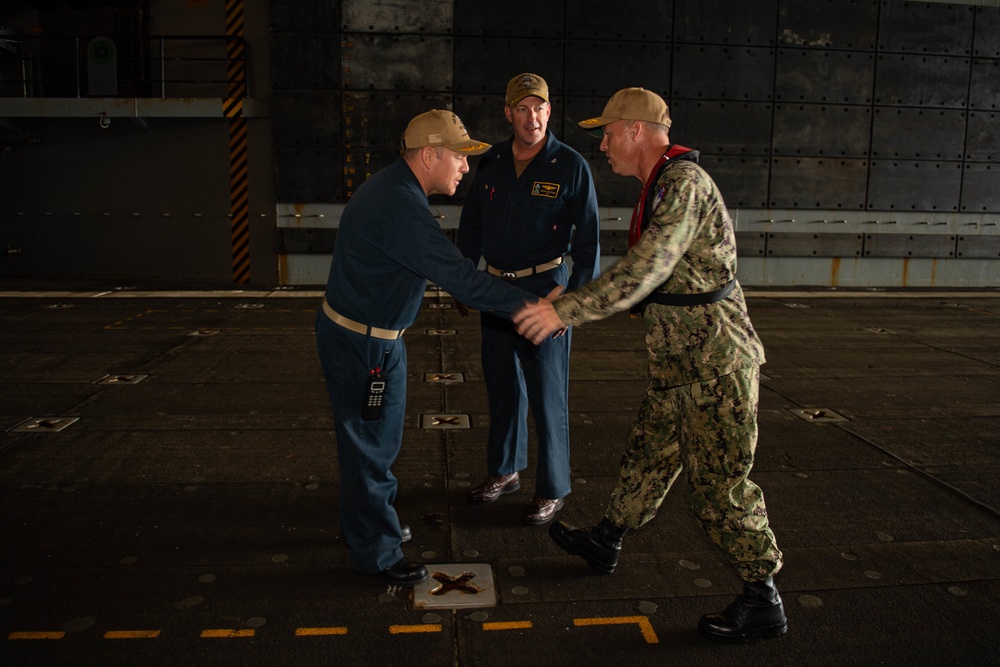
[514,87,786,643]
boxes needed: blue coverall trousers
[480,308,572,500]
[315,310,408,574]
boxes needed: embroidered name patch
[531,182,560,198]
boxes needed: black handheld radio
[362,350,390,421]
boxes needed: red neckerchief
[628,145,691,247]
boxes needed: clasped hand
[514,285,565,344]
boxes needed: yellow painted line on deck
[574,616,658,644]
[200,629,255,638]
[295,627,348,636]
[104,630,161,639]
[482,621,533,631]
[389,624,442,634]
[8,631,65,640]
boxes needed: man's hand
[515,286,566,344]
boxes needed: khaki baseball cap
[578,87,672,136]
[506,73,549,107]
[401,109,491,155]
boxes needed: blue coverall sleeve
[566,161,602,292]
[385,211,530,316]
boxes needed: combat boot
[698,577,788,643]
[549,518,627,574]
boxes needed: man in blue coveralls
[457,73,601,525]
[316,109,544,585]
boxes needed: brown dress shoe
[467,472,520,503]
[521,496,564,525]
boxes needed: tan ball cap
[506,73,549,107]
[402,109,491,155]
[578,87,672,136]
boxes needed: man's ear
[419,146,435,169]
[504,105,513,124]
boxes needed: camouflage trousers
[606,364,783,582]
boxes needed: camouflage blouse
[553,159,765,387]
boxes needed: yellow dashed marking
[6,616,659,644]
[482,621,532,631]
[295,627,348,636]
[574,616,658,644]
[104,630,161,639]
[9,631,65,640]
[389,624,441,634]
[200,629,255,638]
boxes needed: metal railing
[0,33,249,99]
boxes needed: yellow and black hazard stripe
[225,0,250,284]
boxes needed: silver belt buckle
[500,271,517,281]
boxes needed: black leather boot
[549,518,627,574]
[698,577,788,643]
[378,557,428,586]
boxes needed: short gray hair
[400,146,447,159]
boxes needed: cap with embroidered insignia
[401,109,491,155]
[506,73,550,107]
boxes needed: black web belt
[631,278,736,313]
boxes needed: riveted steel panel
[736,232,767,256]
[454,0,564,37]
[343,148,399,199]
[271,0,341,32]
[873,54,970,108]
[777,0,878,50]
[453,38,564,95]
[343,0,451,33]
[956,235,1000,258]
[770,157,868,209]
[700,156,770,208]
[341,146,395,181]
[271,33,341,91]
[766,232,863,257]
[454,95,511,145]
[969,59,1000,111]
[341,92,452,148]
[775,49,875,104]
[564,41,670,97]
[565,0,674,40]
[878,1,973,56]
[871,108,966,161]
[672,101,772,156]
[965,111,1000,162]
[278,227,337,254]
[863,234,956,258]
[974,6,1000,58]
[274,147,343,203]
[772,104,871,158]
[960,163,1000,213]
[342,35,452,91]
[271,92,341,147]
[674,0,778,45]
[673,45,775,101]
[867,160,962,212]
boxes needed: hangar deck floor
[1,285,998,666]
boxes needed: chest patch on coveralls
[531,182,560,198]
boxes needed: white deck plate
[411,563,496,610]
